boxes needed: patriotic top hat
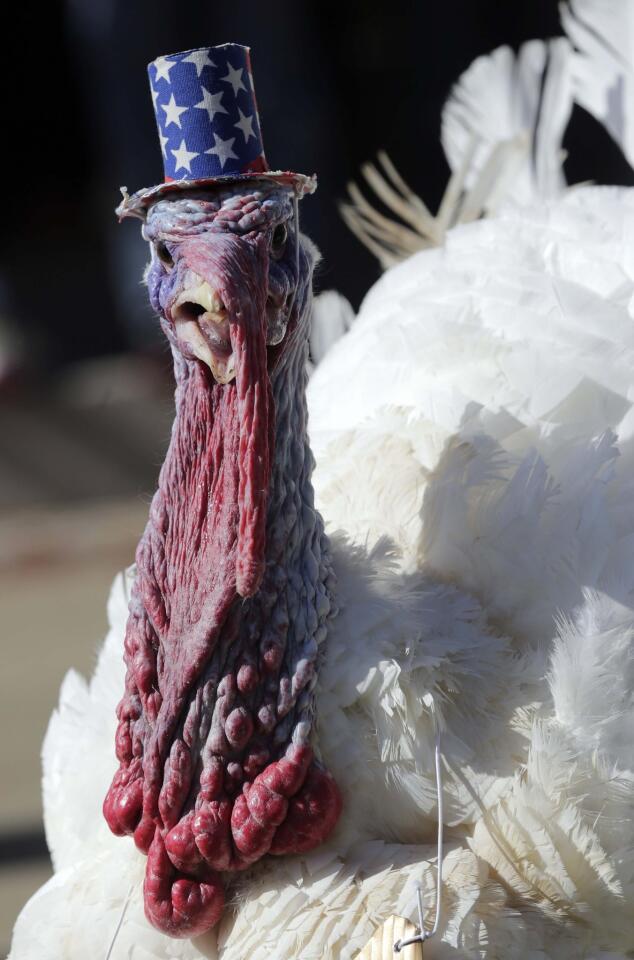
[117,43,316,219]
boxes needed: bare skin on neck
[103,184,342,938]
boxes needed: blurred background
[2,0,633,952]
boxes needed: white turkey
[9,8,634,960]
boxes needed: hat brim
[116,171,317,220]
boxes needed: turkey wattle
[103,186,342,937]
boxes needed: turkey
[10,14,634,960]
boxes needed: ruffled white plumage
[441,39,572,206]
[41,569,130,873]
[562,0,634,168]
[341,34,575,266]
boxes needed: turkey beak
[171,280,235,384]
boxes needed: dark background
[4,0,634,376]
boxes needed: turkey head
[103,182,342,938]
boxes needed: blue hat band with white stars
[148,43,268,182]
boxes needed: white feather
[310,290,355,367]
[441,40,573,207]
[550,589,634,767]
[562,0,634,167]
[42,569,131,872]
[340,39,574,270]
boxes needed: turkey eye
[155,240,174,268]
[271,223,287,258]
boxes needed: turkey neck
[135,315,336,826]
[103,192,343,938]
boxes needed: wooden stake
[355,915,423,959]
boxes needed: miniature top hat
[117,43,316,219]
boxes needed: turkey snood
[103,184,342,938]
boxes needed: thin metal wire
[283,190,301,325]
[105,883,134,960]
[393,693,444,952]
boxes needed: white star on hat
[153,57,177,84]
[150,84,160,109]
[195,87,228,122]
[171,139,199,173]
[221,62,246,97]
[182,50,216,77]
[161,93,188,129]
[159,131,169,157]
[205,133,238,169]
[234,108,255,143]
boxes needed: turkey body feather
[10,185,634,958]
